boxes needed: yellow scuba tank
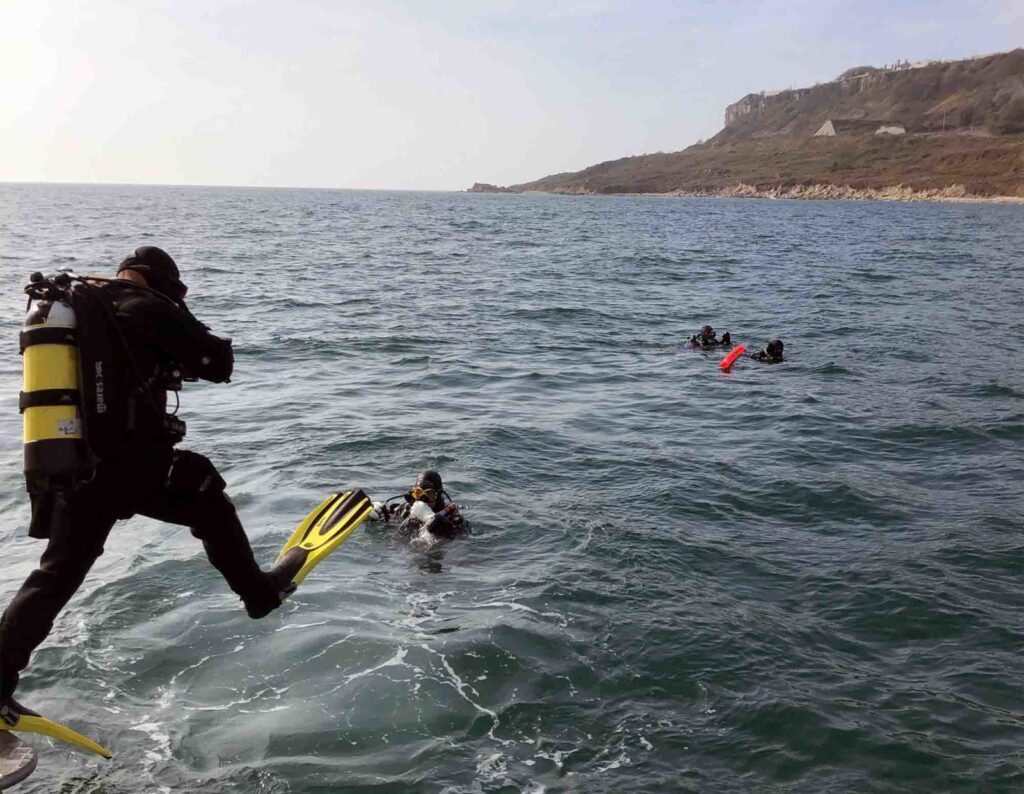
[20,272,88,536]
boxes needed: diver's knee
[167,450,227,500]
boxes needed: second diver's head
[765,339,784,359]
[411,470,445,510]
[700,324,715,341]
[118,246,188,303]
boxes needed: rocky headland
[467,183,518,193]
[471,49,1024,202]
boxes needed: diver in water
[688,324,732,348]
[1,247,293,722]
[371,470,467,540]
[750,339,784,363]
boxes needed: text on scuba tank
[94,361,106,413]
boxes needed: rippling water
[0,184,1022,792]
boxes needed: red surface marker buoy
[719,345,747,370]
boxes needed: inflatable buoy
[719,345,746,370]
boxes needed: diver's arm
[430,504,466,537]
[145,298,234,383]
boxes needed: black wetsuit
[0,283,278,701]
[750,349,783,363]
[389,498,467,540]
[688,331,731,348]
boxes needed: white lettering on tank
[94,361,106,413]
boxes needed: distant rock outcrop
[466,183,517,193]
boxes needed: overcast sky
[2,0,1022,190]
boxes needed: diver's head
[766,339,784,358]
[700,324,715,340]
[118,246,188,303]
[411,470,444,509]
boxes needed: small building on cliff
[814,119,905,137]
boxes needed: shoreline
[524,183,1024,204]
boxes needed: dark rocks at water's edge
[469,48,1024,202]
[466,183,520,193]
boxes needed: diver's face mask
[411,487,439,503]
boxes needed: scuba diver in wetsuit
[370,470,467,540]
[750,339,784,363]
[688,324,732,348]
[1,246,293,722]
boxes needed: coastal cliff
[471,49,1024,200]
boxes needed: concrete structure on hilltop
[814,119,906,137]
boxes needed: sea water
[0,184,1022,792]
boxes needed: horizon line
[0,180,465,193]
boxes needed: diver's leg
[138,450,281,618]
[0,486,117,699]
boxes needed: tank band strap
[20,327,77,353]
[19,389,79,413]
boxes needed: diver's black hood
[118,246,187,303]
[416,470,443,492]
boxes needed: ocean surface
[0,184,1022,793]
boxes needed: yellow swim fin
[1,714,112,759]
[274,489,373,587]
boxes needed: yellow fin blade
[275,493,344,566]
[276,490,374,586]
[294,494,374,585]
[2,714,112,759]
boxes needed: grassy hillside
[510,133,1024,197]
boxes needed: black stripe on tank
[19,389,79,412]
[24,439,83,475]
[20,327,77,353]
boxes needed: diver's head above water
[411,470,445,511]
[118,246,189,304]
[751,338,784,363]
[691,324,730,348]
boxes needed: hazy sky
[2,0,1022,190]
